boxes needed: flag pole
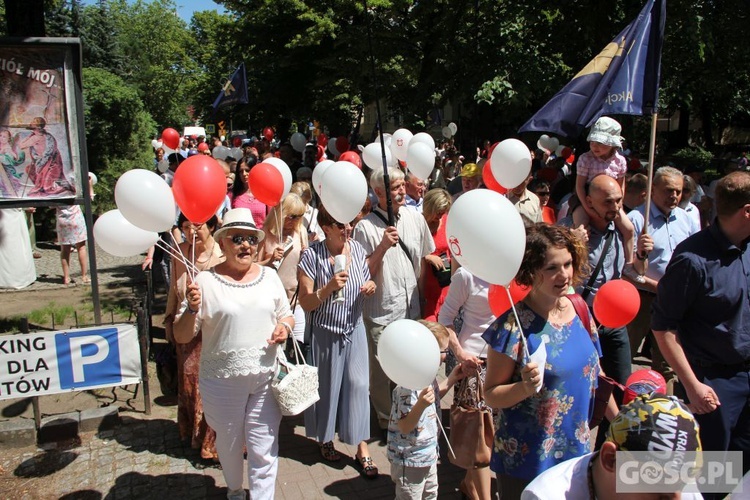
[364,0,394,225]
[642,112,658,230]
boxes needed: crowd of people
[130,120,750,499]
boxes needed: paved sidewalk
[0,407,468,499]
[0,241,145,294]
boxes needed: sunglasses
[228,234,259,246]
[535,191,550,197]
[333,221,354,229]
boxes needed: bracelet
[315,289,323,302]
[636,252,648,261]
[279,321,292,333]
[187,306,198,315]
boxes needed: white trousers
[200,372,281,500]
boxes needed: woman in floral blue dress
[482,223,602,499]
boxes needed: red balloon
[566,154,576,164]
[316,145,325,161]
[197,143,209,152]
[172,156,227,223]
[592,279,641,328]
[488,281,530,317]
[263,127,274,142]
[537,166,558,183]
[482,160,507,194]
[248,162,284,207]
[339,151,362,169]
[317,133,328,148]
[560,146,573,158]
[161,128,180,150]
[488,141,500,158]
[336,135,349,153]
[232,136,242,147]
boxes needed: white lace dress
[178,266,292,380]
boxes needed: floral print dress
[481,301,601,481]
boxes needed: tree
[82,67,156,211]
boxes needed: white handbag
[271,336,320,416]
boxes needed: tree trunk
[675,104,690,148]
[4,0,46,36]
[700,99,715,150]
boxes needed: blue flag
[212,63,249,111]
[519,0,665,138]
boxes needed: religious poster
[0,39,85,203]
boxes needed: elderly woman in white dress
[174,208,294,500]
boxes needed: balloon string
[436,413,456,460]
[168,231,197,280]
[506,286,531,360]
[155,239,198,277]
[191,229,197,281]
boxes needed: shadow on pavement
[108,417,220,471]
[101,471,224,499]
[14,450,78,478]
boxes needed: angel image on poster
[0,47,77,200]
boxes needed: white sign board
[0,324,141,400]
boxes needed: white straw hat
[213,208,265,243]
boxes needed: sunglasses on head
[228,234,259,246]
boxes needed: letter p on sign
[55,328,122,390]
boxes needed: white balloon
[162,145,175,156]
[442,126,452,139]
[328,137,339,156]
[88,172,98,185]
[320,161,367,223]
[555,145,565,157]
[115,169,176,232]
[155,140,163,150]
[390,128,413,161]
[448,122,458,135]
[291,132,307,153]
[362,142,393,170]
[546,137,560,152]
[377,319,440,390]
[406,142,435,180]
[312,159,334,197]
[156,159,169,174]
[212,146,230,160]
[230,147,242,160]
[536,134,550,153]
[446,190,526,285]
[410,132,436,152]
[151,139,159,149]
[94,210,160,258]
[490,138,532,189]
[264,157,292,197]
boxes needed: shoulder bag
[449,369,494,469]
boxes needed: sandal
[355,454,379,479]
[319,441,341,462]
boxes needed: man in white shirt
[352,167,435,430]
[404,172,426,213]
[522,394,704,500]
[507,173,543,225]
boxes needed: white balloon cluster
[94,169,177,257]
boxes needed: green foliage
[82,67,156,212]
[27,302,75,326]
[672,146,714,170]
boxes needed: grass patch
[26,302,75,327]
